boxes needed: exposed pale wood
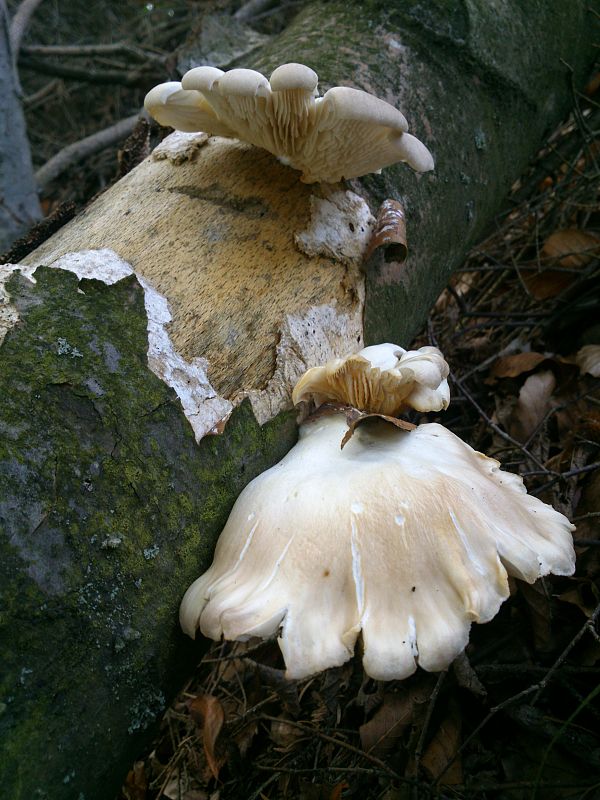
[26,136,363,399]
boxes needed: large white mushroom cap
[180,414,575,680]
[144,63,434,183]
[292,342,450,415]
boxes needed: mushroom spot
[323,569,330,577]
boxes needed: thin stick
[36,113,141,189]
[413,670,447,797]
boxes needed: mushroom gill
[144,63,434,183]
[292,342,450,416]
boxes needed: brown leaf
[452,652,487,698]
[490,351,548,379]
[510,370,556,442]
[188,694,226,780]
[542,228,600,268]
[365,199,407,263]
[421,702,463,785]
[122,761,147,800]
[269,718,305,748]
[340,409,415,449]
[559,581,600,618]
[519,579,553,652]
[359,691,415,757]
[584,71,600,97]
[524,229,600,299]
[305,403,415,449]
[329,783,349,800]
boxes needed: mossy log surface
[247,0,596,343]
[0,1,597,799]
[0,269,296,799]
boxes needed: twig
[9,0,44,55]
[413,670,447,793]
[530,601,600,705]
[18,55,160,86]
[258,715,405,782]
[234,0,278,21]
[451,374,554,475]
[434,685,539,783]
[21,41,165,64]
[530,461,600,497]
[23,77,60,107]
[35,112,141,189]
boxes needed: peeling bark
[0,2,597,799]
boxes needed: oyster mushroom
[292,342,450,416]
[144,63,434,183]
[180,346,574,680]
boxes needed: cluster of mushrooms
[144,63,434,183]
[179,344,575,680]
[144,66,575,681]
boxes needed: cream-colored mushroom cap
[270,63,318,93]
[292,342,450,415]
[143,63,434,183]
[180,414,575,680]
[143,81,234,136]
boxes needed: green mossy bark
[248,0,596,346]
[0,268,297,800]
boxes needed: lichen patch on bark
[247,297,365,424]
[152,131,210,164]
[0,263,36,346]
[294,188,376,266]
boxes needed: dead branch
[234,0,278,22]
[18,55,162,86]
[21,41,166,65]
[8,0,44,56]
[35,113,141,190]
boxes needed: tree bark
[0,0,41,250]
[0,2,597,800]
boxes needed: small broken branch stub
[364,199,408,264]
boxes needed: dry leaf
[329,782,349,800]
[270,718,305,748]
[188,694,226,780]
[163,773,192,800]
[305,403,415,449]
[576,344,600,377]
[542,229,600,268]
[519,579,553,652]
[233,720,258,758]
[559,581,600,618]
[421,702,463,785]
[359,691,415,757]
[452,652,487,698]
[122,761,147,800]
[585,71,600,97]
[525,229,600,299]
[340,409,415,449]
[490,351,548,379]
[510,370,556,441]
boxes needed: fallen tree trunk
[0,2,596,799]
